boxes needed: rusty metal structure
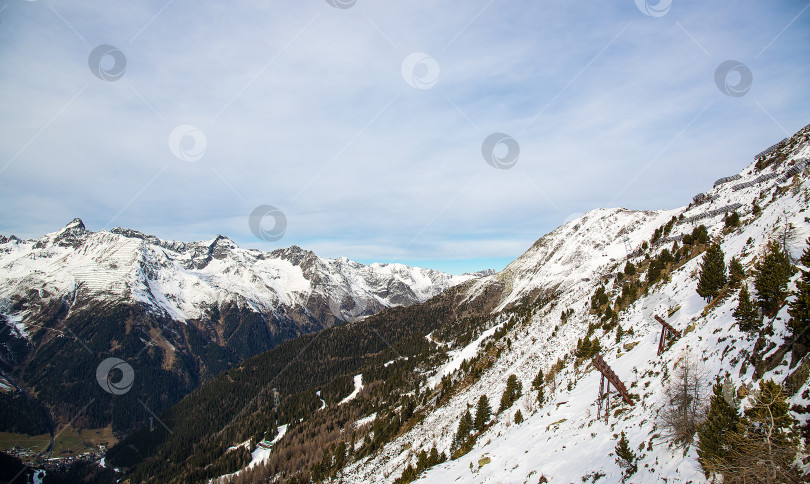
[593,353,633,423]
[654,315,681,356]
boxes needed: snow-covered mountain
[328,124,810,483]
[0,222,476,436]
[0,222,472,328]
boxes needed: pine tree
[697,242,727,302]
[514,409,523,424]
[474,395,491,432]
[697,378,739,477]
[532,368,545,404]
[499,374,522,413]
[624,261,636,276]
[754,240,795,315]
[532,369,544,391]
[705,380,801,482]
[729,257,745,287]
[733,285,760,334]
[454,409,473,448]
[788,239,810,351]
[614,431,637,482]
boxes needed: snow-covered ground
[336,130,810,483]
[212,424,288,483]
[426,321,506,390]
[340,375,364,405]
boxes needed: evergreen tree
[692,224,709,245]
[531,368,545,404]
[754,240,794,315]
[696,242,727,302]
[454,409,473,449]
[499,374,522,413]
[788,239,810,351]
[704,380,800,482]
[724,211,740,228]
[733,285,760,334]
[728,257,745,287]
[428,446,439,466]
[514,409,523,424]
[473,395,491,432]
[624,261,636,276]
[614,431,637,482]
[697,378,739,477]
[531,369,544,391]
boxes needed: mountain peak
[65,218,85,230]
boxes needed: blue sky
[1,1,809,274]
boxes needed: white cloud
[1,0,809,273]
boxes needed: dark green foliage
[0,392,51,435]
[697,378,739,476]
[684,224,709,246]
[514,409,523,424]
[788,239,810,352]
[454,409,473,449]
[724,211,740,228]
[575,336,601,360]
[624,262,636,276]
[754,240,795,315]
[733,286,760,334]
[696,243,727,302]
[498,374,522,413]
[532,369,544,391]
[532,368,545,404]
[728,257,745,287]
[699,380,800,481]
[647,258,664,285]
[474,394,491,432]
[591,286,609,309]
[614,431,637,482]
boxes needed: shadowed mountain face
[0,225,476,436]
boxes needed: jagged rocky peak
[210,235,237,259]
[270,245,319,266]
[51,217,89,248]
[65,218,86,231]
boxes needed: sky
[1,1,809,275]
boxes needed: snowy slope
[336,124,810,483]
[0,222,475,333]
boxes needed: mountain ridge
[103,122,810,483]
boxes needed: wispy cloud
[0,0,808,274]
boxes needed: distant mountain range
[0,221,482,437]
